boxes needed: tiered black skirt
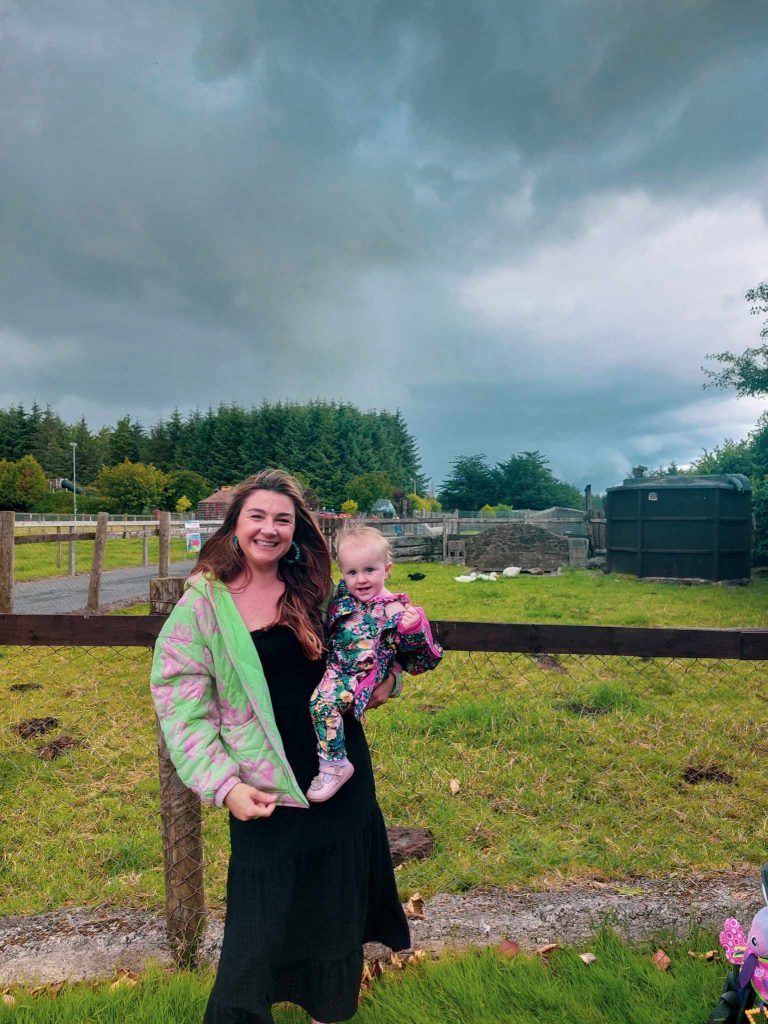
[204,626,410,1024]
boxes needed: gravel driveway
[12,561,191,614]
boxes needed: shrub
[480,503,496,517]
[340,499,358,515]
[753,476,768,565]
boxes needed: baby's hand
[398,604,421,633]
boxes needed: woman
[150,469,410,1024]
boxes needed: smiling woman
[150,469,410,1024]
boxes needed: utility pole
[70,442,77,519]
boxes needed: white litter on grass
[502,566,521,577]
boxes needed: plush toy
[720,907,768,1010]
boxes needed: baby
[307,526,443,802]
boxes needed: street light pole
[70,442,77,520]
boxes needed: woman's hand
[367,673,396,710]
[224,783,278,821]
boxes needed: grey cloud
[2,0,767,494]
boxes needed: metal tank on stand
[605,474,752,581]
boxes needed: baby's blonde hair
[336,526,391,567]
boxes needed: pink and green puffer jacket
[150,573,309,810]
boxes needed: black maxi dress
[204,626,410,1024]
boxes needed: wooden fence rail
[4,602,766,965]
[1,614,767,659]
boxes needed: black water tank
[606,475,752,581]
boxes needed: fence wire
[1,644,766,927]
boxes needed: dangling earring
[231,535,241,553]
[283,540,301,564]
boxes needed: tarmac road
[11,561,191,614]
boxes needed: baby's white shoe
[306,760,355,803]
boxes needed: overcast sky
[2,0,767,492]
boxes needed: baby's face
[338,540,391,603]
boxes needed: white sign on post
[184,521,202,555]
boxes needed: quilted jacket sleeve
[150,600,241,807]
[394,607,444,675]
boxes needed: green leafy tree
[12,455,49,510]
[753,477,768,565]
[346,472,393,513]
[176,495,192,515]
[480,503,496,517]
[94,460,168,515]
[162,470,209,511]
[705,283,768,397]
[0,460,14,508]
[106,416,147,465]
[340,499,358,515]
[691,439,754,477]
[496,451,582,510]
[438,455,499,510]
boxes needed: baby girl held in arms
[306,526,443,802]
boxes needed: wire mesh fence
[1,620,766,964]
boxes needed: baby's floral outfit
[309,580,443,760]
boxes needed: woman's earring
[232,535,240,552]
[283,540,301,564]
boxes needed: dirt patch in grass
[683,765,735,786]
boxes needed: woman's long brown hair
[195,469,331,660]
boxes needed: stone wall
[390,535,442,563]
[463,523,571,572]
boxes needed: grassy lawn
[13,537,189,582]
[0,568,766,916]
[0,930,728,1023]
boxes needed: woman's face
[233,489,296,570]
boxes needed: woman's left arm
[367,671,398,709]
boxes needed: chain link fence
[1,619,766,965]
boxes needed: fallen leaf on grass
[449,779,461,796]
[404,893,425,919]
[497,940,521,957]
[535,943,558,963]
[110,971,138,991]
[27,982,64,999]
[652,949,671,971]
[360,963,377,991]
[688,950,720,962]
[579,952,597,965]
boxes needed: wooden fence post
[142,526,149,567]
[86,512,109,613]
[151,576,206,966]
[158,512,171,577]
[149,576,184,615]
[585,485,595,558]
[68,526,76,576]
[0,511,14,614]
[56,526,62,568]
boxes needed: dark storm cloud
[2,0,767,489]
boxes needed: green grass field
[12,536,188,582]
[0,567,766,916]
[0,930,728,1023]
